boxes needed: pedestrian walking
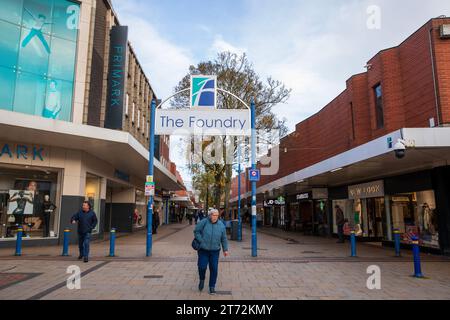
[152,209,160,234]
[335,205,345,243]
[71,201,98,263]
[193,208,229,295]
[194,210,199,224]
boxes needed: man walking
[335,205,345,243]
[71,201,98,263]
[194,209,229,295]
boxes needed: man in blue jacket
[194,208,229,295]
[71,201,98,263]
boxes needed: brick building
[230,17,450,254]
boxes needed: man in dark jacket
[194,209,229,295]
[335,205,345,243]
[71,201,98,262]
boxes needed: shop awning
[0,110,184,192]
[230,128,450,202]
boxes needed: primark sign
[155,76,251,136]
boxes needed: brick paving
[0,222,449,300]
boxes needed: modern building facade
[0,0,184,247]
[230,17,450,254]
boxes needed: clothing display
[42,199,56,237]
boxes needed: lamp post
[251,99,257,257]
[237,140,242,242]
[146,99,156,257]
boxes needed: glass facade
[0,0,79,121]
[391,191,439,248]
[0,165,61,239]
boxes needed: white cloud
[210,34,247,57]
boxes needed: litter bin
[230,220,239,240]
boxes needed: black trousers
[43,213,50,237]
[337,224,344,242]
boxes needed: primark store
[0,0,183,247]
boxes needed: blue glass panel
[18,26,50,75]
[13,71,47,116]
[203,79,215,89]
[0,0,24,25]
[0,66,16,111]
[48,36,76,81]
[43,78,73,121]
[0,20,21,69]
[21,0,53,36]
[51,0,79,41]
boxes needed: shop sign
[114,169,130,182]
[348,180,384,199]
[296,193,310,200]
[264,196,285,206]
[0,143,44,161]
[104,26,128,130]
[312,188,328,200]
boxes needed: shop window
[134,189,146,228]
[374,83,384,129]
[390,191,438,248]
[85,173,101,234]
[0,166,61,240]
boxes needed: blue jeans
[78,233,91,257]
[197,249,220,288]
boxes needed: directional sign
[145,182,155,196]
[248,169,260,182]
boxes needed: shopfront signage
[114,169,130,182]
[312,188,328,200]
[0,143,44,161]
[296,193,310,200]
[348,180,384,199]
[155,109,250,136]
[104,25,129,130]
[264,196,285,207]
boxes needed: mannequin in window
[42,195,56,237]
[422,203,432,234]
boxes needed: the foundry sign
[296,193,310,200]
[348,180,384,199]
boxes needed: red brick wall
[256,18,450,189]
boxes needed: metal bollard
[15,228,23,256]
[350,230,357,257]
[109,228,116,257]
[62,229,70,256]
[411,236,424,278]
[393,229,401,257]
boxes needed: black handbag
[191,238,201,251]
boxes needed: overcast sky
[111,0,449,189]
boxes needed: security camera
[393,139,406,159]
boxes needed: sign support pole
[146,99,156,257]
[251,100,257,257]
[237,141,242,242]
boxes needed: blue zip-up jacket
[194,217,228,252]
[71,210,98,234]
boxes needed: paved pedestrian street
[0,222,449,300]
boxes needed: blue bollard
[394,229,401,257]
[411,236,424,278]
[15,228,23,256]
[350,231,357,257]
[62,229,70,256]
[109,228,116,257]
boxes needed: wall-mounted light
[330,167,343,173]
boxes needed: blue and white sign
[155,109,251,136]
[248,169,260,182]
[190,75,217,109]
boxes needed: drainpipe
[429,26,442,127]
